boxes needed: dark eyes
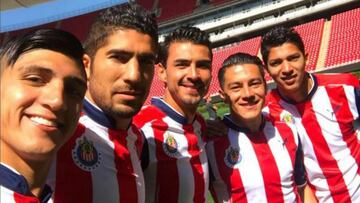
[24,75,47,85]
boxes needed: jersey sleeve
[355,87,360,116]
[294,138,307,187]
[140,130,150,170]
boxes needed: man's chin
[110,104,142,118]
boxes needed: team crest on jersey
[224,146,241,168]
[280,111,295,125]
[163,133,179,158]
[72,136,101,171]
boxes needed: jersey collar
[151,97,189,124]
[83,97,117,129]
[223,114,266,134]
[0,163,52,203]
[276,72,318,104]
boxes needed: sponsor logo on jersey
[163,133,179,158]
[72,136,101,171]
[280,110,295,125]
[224,146,241,168]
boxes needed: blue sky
[1,0,127,32]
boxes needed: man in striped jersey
[262,26,360,202]
[46,3,158,203]
[207,52,308,203]
[133,26,212,203]
[0,29,87,203]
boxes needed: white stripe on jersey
[128,127,145,203]
[87,125,120,202]
[142,121,158,203]
[312,87,360,203]
[263,123,297,203]
[344,85,360,119]
[1,186,17,203]
[233,129,267,202]
[193,119,209,202]
[206,142,230,202]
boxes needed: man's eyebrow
[107,49,133,56]
[174,59,191,63]
[17,65,54,75]
[107,49,156,60]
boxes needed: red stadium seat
[325,8,360,67]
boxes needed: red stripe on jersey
[274,123,297,167]
[266,92,283,123]
[184,125,205,203]
[214,137,247,203]
[54,124,93,203]
[249,132,284,203]
[296,102,351,203]
[273,122,301,201]
[108,129,138,203]
[133,105,158,128]
[326,86,360,174]
[316,73,360,88]
[153,120,179,203]
[14,192,40,203]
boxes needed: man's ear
[83,54,91,81]
[157,63,167,83]
[219,89,229,104]
[305,52,309,66]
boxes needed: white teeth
[30,116,57,127]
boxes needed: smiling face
[159,41,212,113]
[0,49,87,162]
[220,63,266,126]
[85,29,156,128]
[265,42,308,100]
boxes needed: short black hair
[160,25,212,66]
[218,52,264,89]
[0,28,84,70]
[83,3,158,57]
[261,26,305,63]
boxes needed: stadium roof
[0,0,127,32]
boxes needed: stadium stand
[157,0,197,22]
[294,19,324,71]
[1,0,359,102]
[59,11,99,42]
[145,65,165,105]
[325,7,360,67]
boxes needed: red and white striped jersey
[265,73,360,203]
[206,115,305,203]
[0,163,52,203]
[47,98,145,203]
[133,97,209,203]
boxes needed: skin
[83,29,156,129]
[265,42,312,103]
[158,41,212,122]
[219,63,266,132]
[0,49,87,196]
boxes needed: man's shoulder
[315,73,359,87]
[133,105,164,128]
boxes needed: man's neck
[230,113,263,134]
[163,94,197,124]
[0,141,51,197]
[279,73,313,103]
